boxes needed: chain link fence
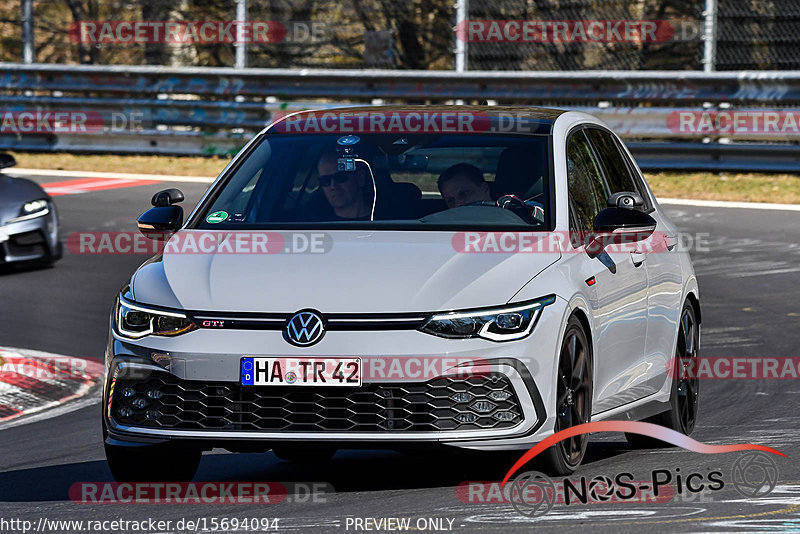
[0,0,798,70]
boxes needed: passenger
[437,163,493,209]
[317,151,373,220]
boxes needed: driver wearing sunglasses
[317,151,372,220]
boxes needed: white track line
[659,198,800,212]
[9,168,216,184]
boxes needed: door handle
[631,251,646,266]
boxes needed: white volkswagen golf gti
[103,106,700,481]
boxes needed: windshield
[192,133,552,230]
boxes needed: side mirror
[586,207,657,258]
[137,206,183,239]
[0,153,17,170]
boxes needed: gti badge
[285,310,325,346]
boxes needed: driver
[317,150,373,220]
[437,163,493,209]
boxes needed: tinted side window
[585,128,641,196]
[567,130,608,234]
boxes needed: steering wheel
[496,195,544,225]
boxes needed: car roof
[264,105,566,136]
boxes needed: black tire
[50,240,63,262]
[105,443,202,482]
[272,446,336,463]
[540,315,593,475]
[627,301,700,448]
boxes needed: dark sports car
[0,154,61,265]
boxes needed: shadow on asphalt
[0,441,633,502]
[0,261,55,277]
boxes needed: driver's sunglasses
[318,172,353,187]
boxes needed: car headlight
[115,297,197,339]
[7,199,50,223]
[419,295,556,342]
[23,199,48,214]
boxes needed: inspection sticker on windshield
[206,211,228,224]
[241,357,362,387]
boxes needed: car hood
[131,230,561,313]
[0,176,47,223]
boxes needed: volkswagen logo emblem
[285,310,325,347]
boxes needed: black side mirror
[152,188,185,207]
[139,188,185,239]
[137,206,183,239]
[0,153,17,170]
[586,207,657,258]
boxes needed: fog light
[145,409,162,420]
[117,407,133,418]
[146,390,163,400]
[471,400,497,413]
[493,411,519,422]
[121,387,135,397]
[450,392,473,403]
[131,396,149,409]
[488,390,512,401]
[455,413,477,423]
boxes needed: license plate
[240,357,362,387]
[0,228,8,243]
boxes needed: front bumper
[104,298,567,451]
[0,209,59,263]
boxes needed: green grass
[645,171,800,204]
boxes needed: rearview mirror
[151,188,185,207]
[586,207,657,258]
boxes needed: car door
[586,128,684,393]
[566,128,650,414]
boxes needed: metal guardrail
[1,63,800,170]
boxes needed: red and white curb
[0,347,103,423]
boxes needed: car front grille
[5,230,46,257]
[110,370,523,433]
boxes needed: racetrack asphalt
[1,175,799,533]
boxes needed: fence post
[22,0,34,63]
[454,0,468,72]
[235,0,248,68]
[702,0,717,72]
